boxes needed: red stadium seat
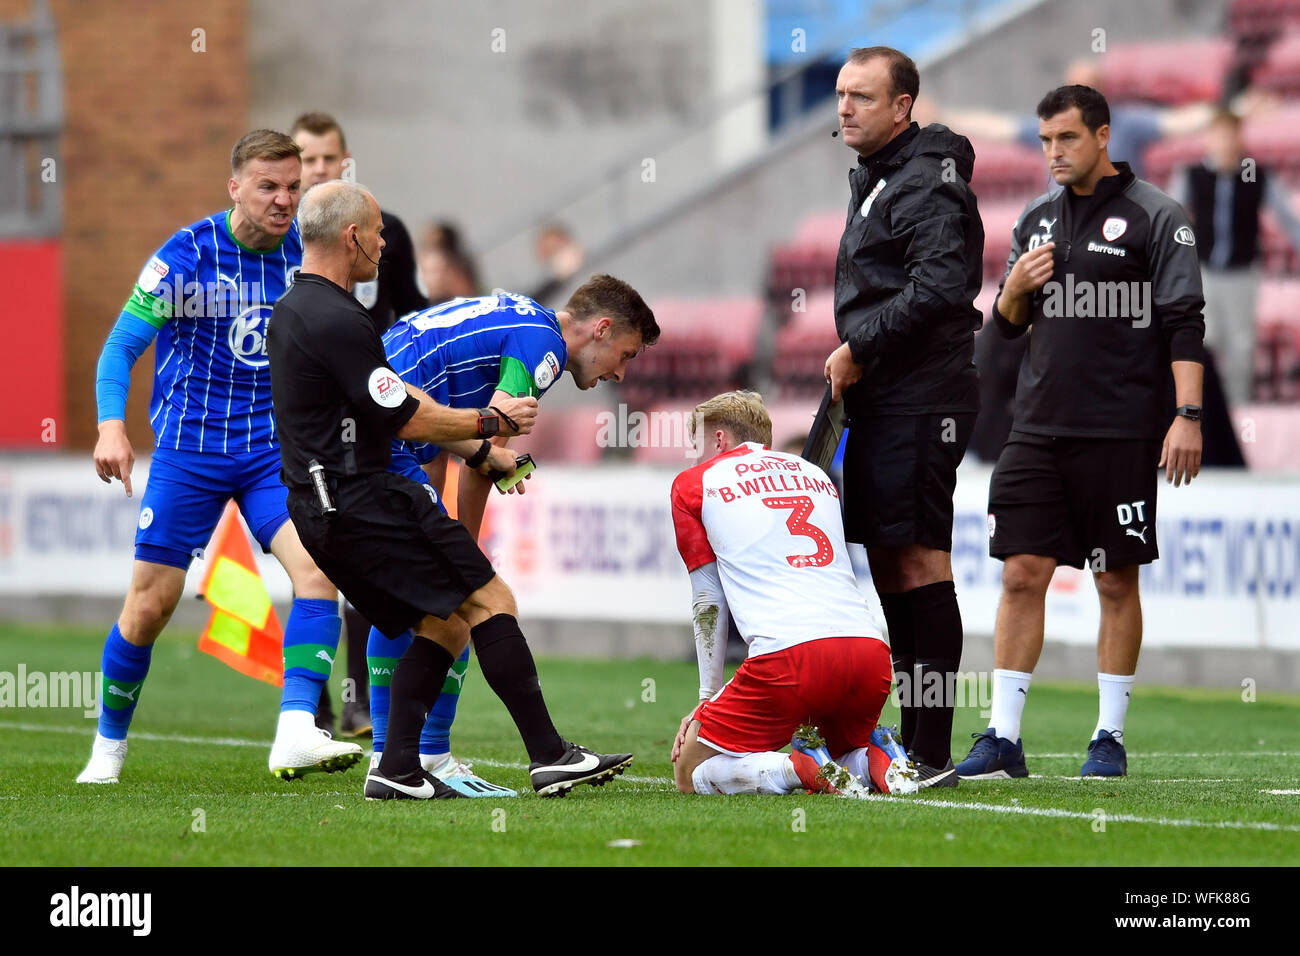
[1142,134,1207,190]
[1099,38,1233,105]
[971,139,1047,201]
[511,404,606,464]
[979,200,1027,281]
[1231,0,1300,43]
[1243,103,1300,186]
[1231,404,1300,470]
[1254,31,1300,96]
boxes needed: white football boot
[269,710,363,780]
[422,752,519,798]
[76,733,129,784]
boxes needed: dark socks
[343,605,370,706]
[471,614,564,764]
[377,638,453,778]
[879,592,917,751]
[904,580,964,768]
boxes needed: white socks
[275,709,316,739]
[989,668,1033,742]
[691,752,802,795]
[1095,672,1135,742]
[839,747,870,787]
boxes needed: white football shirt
[671,442,884,659]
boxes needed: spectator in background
[528,223,585,306]
[1167,109,1300,410]
[418,223,481,302]
[292,113,427,331]
[292,110,430,737]
[422,247,479,300]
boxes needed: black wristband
[465,439,492,469]
[490,404,520,434]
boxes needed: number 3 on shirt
[762,495,833,568]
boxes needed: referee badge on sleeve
[368,367,406,408]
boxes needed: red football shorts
[693,636,892,759]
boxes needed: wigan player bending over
[669,391,918,797]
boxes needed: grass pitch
[2,623,1298,866]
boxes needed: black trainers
[339,701,373,738]
[529,741,633,797]
[914,757,959,788]
[364,766,464,801]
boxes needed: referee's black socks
[379,637,454,777]
[471,614,565,765]
[901,580,964,769]
[879,592,917,751]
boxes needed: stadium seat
[1242,103,1300,185]
[1141,134,1207,190]
[970,139,1047,201]
[1231,403,1300,470]
[511,404,606,464]
[1099,38,1233,105]
[1259,192,1300,273]
[979,200,1027,280]
[771,291,839,399]
[1253,30,1300,96]
[620,297,766,409]
[1253,278,1300,399]
[1230,0,1300,45]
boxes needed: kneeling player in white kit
[670,391,918,797]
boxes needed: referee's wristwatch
[475,408,499,438]
[1175,404,1202,422]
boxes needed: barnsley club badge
[1102,217,1127,242]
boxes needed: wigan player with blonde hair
[669,391,917,797]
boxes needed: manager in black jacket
[955,85,1205,781]
[823,46,984,788]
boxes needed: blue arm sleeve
[95,312,159,422]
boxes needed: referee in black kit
[269,180,633,800]
[823,47,984,788]
[955,85,1204,781]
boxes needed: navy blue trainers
[954,728,1029,779]
[1080,729,1127,777]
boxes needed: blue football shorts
[133,446,292,569]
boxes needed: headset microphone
[832,129,839,137]
[353,234,379,265]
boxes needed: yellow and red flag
[196,501,284,686]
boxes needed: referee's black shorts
[287,471,496,638]
[841,411,976,552]
[988,431,1161,570]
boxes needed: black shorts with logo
[842,412,976,551]
[287,471,496,638]
[988,431,1161,569]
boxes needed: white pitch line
[4,723,1296,762]
[1032,751,1300,758]
[5,722,1299,826]
[872,795,1300,832]
[0,721,670,786]
[1262,789,1300,795]
[1029,775,1236,783]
